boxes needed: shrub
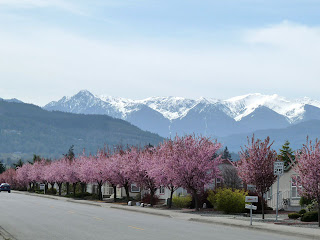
[172,195,192,208]
[208,188,248,214]
[306,200,318,212]
[288,212,301,219]
[141,194,160,205]
[46,188,57,195]
[299,196,313,207]
[135,193,141,201]
[75,192,92,198]
[301,211,318,222]
[299,209,307,215]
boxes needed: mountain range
[44,90,320,141]
[0,99,163,162]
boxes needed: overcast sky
[0,0,319,106]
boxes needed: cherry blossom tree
[152,139,181,208]
[64,157,82,197]
[116,147,140,202]
[293,138,320,227]
[168,135,222,211]
[79,151,109,200]
[43,161,56,192]
[136,147,159,206]
[0,169,17,188]
[104,150,124,202]
[237,135,277,219]
[16,163,32,189]
[50,158,68,195]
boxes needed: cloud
[0,21,319,105]
[244,21,320,50]
[0,0,87,15]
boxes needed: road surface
[0,192,306,240]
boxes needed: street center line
[93,217,103,221]
[128,226,144,231]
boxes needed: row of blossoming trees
[0,135,222,210]
[1,134,320,222]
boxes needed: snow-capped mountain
[44,90,320,137]
[222,93,320,123]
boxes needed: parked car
[0,183,11,193]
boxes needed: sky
[0,0,319,106]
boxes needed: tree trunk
[58,183,62,196]
[45,183,48,193]
[150,189,155,206]
[50,182,55,191]
[318,201,320,227]
[98,182,102,200]
[66,182,70,195]
[261,193,265,219]
[193,189,199,211]
[124,184,130,202]
[80,183,86,194]
[113,185,117,202]
[73,183,77,198]
[169,188,174,209]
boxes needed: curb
[12,191,59,201]
[109,205,172,218]
[12,191,101,207]
[0,226,16,240]
[66,199,102,207]
[189,218,319,240]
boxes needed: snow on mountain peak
[139,96,197,120]
[45,90,320,123]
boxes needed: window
[130,183,140,193]
[216,178,221,183]
[291,177,301,199]
[159,186,165,195]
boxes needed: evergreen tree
[278,140,295,167]
[64,145,75,161]
[0,161,5,174]
[63,145,75,195]
[222,146,232,161]
[33,154,41,163]
[13,159,24,169]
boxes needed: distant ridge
[0,100,163,159]
[44,90,320,138]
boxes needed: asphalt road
[0,192,306,240]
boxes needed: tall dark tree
[64,145,75,161]
[63,145,75,195]
[33,154,41,163]
[13,159,24,169]
[0,161,5,174]
[278,140,295,167]
[222,146,232,161]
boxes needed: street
[0,192,307,240]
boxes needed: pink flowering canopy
[169,135,222,194]
[294,138,320,201]
[237,135,277,196]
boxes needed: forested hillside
[0,100,163,162]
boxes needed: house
[266,166,301,211]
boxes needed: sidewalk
[12,191,320,239]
